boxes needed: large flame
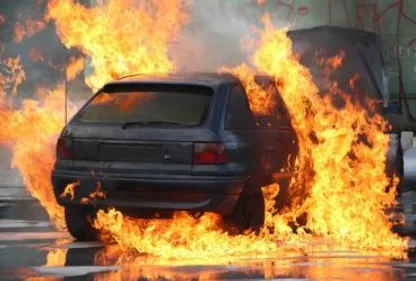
[250,16,403,249]
[46,0,189,90]
[93,15,407,259]
[93,183,308,262]
[0,80,74,230]
[0,0,408,264]
[0,0,189,230]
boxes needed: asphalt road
[1,145,416,281]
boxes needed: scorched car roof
[105,72,242,88]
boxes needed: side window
[225,84,256,130]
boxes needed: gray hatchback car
[52,73,298,240]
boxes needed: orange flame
[93,15,408,260]
[13,19,46,43]
[219,64,275,115]
[93,183,309,261]
[0,0,186,231]
[0,0,408,264]
[24,247,68,281]
[0,56,25,98]
[0,78,77,230]
[81,181,106,204]
[249,16,404,249]
[90,91,153,112]
[60,181,80,200]
[45,248,68,266]
[46,0,189,90]
[65,56,84,81]
[29,48,44,62]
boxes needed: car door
[252,77,298,182]
[270,92,298,179]
[223,83,260,179]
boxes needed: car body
[52,73,298,240]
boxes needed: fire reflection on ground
[27,242,408,281]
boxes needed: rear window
[76,85,213,126]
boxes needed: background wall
[88,0,416,130]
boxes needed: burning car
[52,26,405,241]
[52,73,298,240]
[287,26,406,192]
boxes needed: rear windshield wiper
[122,121,193,129]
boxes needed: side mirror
[385,101,402,115]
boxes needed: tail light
[193,142,229,165]
[57,138,72,160]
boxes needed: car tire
[224,192,265,234]
[65,207,98,241]
[275,177,290,212]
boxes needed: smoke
[172,0,286,72]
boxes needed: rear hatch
[61,83,216,176]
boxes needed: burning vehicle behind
[288,26,405,192]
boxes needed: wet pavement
[0,196,416,281]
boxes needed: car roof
[105,72,243,88]
[288,25,378,40]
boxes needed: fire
[93,15,407,260]
[60,181,79,200]
[317,49,345,71]
[46,0,189,90]
[81,181,106,204]
[29,48,44,62]
[246,16,405,249]
[90,92,153,112]
[0,53,79,230]
[93,183,309,261]
[0,0,408,265]
[88,182,106,200]
[65,56,84,81]
[93,213,291,262]
[219,64,275,115]
[13,19,46,43]
[0,83,73,230]
[0,56,25,99]
[45,248,68,266]
[0,0,189,232]
[24,247,68,281]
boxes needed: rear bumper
[52,169,247,216]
